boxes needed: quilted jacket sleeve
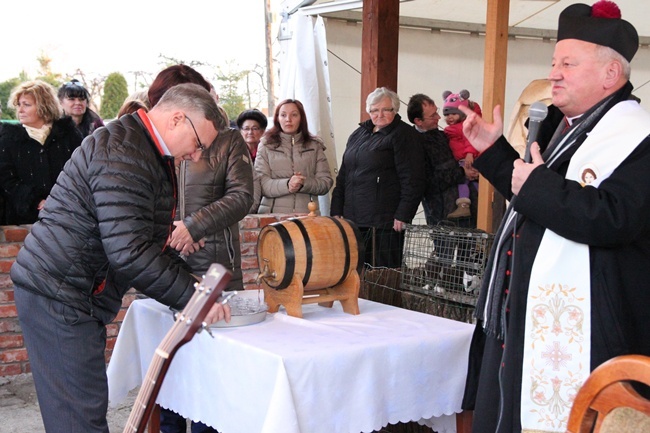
[184,131,254,241]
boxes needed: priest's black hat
[557,1,638,62]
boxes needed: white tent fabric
[279,14,337,216]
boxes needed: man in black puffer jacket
[10,83,230,433]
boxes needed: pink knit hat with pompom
[442,90,471,117]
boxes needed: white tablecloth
[108,295,473,433]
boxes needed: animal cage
[400,224,494,308]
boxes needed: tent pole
[477,0,510,233]
[359,0,400,122]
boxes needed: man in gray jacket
[10,83,231,433]
[169,126,253,292]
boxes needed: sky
[1,0,270,91]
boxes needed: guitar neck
[122,351,170,433]
[122,264,231,433]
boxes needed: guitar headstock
[167,263,232,349]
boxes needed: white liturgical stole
[520,100,650,433]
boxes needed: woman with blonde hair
[0,80,82,224]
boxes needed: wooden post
[264,0,276,117]
[359,0,400,121]
[476,0,510,233]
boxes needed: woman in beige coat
[253,99,333,214]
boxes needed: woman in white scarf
[0,80,82,224]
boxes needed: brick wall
[0,213,299,377]
[0,225,29,376]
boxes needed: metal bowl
[210,309,267,328]
[210,290,268,328]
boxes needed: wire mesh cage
[400,224,494,308]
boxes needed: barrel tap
[256,258,276,284]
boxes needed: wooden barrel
[257,216,363,291]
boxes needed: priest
[459,2,649,432]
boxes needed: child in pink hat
[442,89,482,219]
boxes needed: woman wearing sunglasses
[57,79,104,137]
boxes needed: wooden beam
[360,0,400,121]
[265,0,276,117]
[323,10,560,41]
[476,0,510,233]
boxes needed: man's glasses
[369,107,395,115]
[184,115,207,152]
[241,126,262,132]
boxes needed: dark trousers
[14,287,109,433]
[359,226,404,268]
[160,407,218,433]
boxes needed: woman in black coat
[0,80,83,224]
[331,87,425,268]
[58,79,104,138]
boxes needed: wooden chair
[566,354,650,433]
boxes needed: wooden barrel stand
[262,269,360,318]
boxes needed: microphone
[524,101,548,163]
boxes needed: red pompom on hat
[557,1,638,62]
[591,0,620,19]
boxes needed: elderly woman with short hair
[331,87,425,268]
[236,108,268,162]
[0,80,82,224]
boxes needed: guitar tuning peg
[169,306,181,321]
[200,322,214,338]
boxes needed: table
[108,294,474,433]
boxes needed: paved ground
[0,373,138,433]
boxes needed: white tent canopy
[299,0,650,39]
[279,14,337,215]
